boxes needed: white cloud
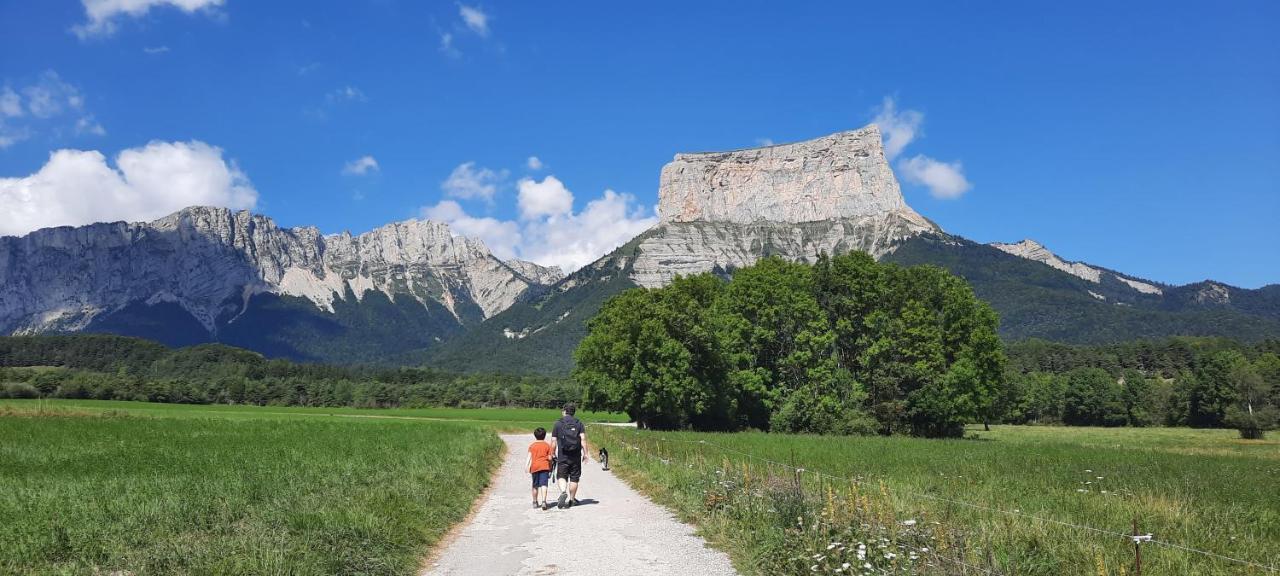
[897,155,972,199]
[442,161,506,201]
[342,155,379,176]
[0,126,27,150]
[0,71,103,147]
[75,115,107,136]
[23,71,84,119]
[0,140,257,237]
[72,0,224,38]
[423,175,657,274]
[0,88,21,118]
[519,189,657,273]
[526,156,543,171]
[517,175,573,220]
[422,200,523,260]
[73,0,224,38]
[872,96,923,160]
[458,4,490,37]
[143,45,171,54]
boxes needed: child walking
[525,427,554,510]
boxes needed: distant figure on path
[551,402,589,509]
[525,427,554,510]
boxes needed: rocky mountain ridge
[990,239,1164,297]
[0,206,561,339]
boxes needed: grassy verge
[0,407,503,575]
[593,425,1280,575]
[0,398,627,426]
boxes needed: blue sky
[1,1,1277,285]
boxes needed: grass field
[594,425,1280,575]
[0,399,550,575]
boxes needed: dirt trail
[422,434,739,576]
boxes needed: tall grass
[0,410,502,575]
[595,425,1280,575]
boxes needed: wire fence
[605,428,1278,575]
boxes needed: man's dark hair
[563,402,576,416]
[534,427,546,440]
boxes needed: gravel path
[422,434,739,576]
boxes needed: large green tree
[576,252,1007,438]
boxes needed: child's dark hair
[563,402,576,416]
[534,427,546,440]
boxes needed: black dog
[599,447,610,471]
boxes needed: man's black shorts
[556,450,582,482]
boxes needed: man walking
[551,402,589,509]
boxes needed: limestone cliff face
[658,125,934,228]
[0,207,558,335]
[627,125,938,287]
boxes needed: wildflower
[921,547,929,552]
[842,563,851,569]
[901,519,917,526]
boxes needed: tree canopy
[574,253,1007,438]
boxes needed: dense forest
[1003,337,1280,436]
[574,253,1280,439]
[0,334,579,409]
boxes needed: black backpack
[558,418,582,452]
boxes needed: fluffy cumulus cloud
[0,140,257,237]
[518,188,657,273]
[897,155,972,199]
[872,96,923,161]
[74,0,225,38]
[517,175,573,220]
[458,4,490,37]
[872,96,973,199]
[342,155,379,176]
[423,174,657,273]
[526,156,543,171]
[442,161,507,201]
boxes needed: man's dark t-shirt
[552,415,585,481]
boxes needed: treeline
[1002,338,1280,436]
[0,334,579,409]
[574,253,1005,438]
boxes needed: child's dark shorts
[531,470,550,488]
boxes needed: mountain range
[3,125,1277,371]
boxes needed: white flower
[901,519,917,526]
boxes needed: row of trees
[0,336,580,409]
[574,253,1006,437]
[1002,347,1280,437]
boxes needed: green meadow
[0,399,613,576]
[594,425,1280,576]
[4,400,1277,575]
